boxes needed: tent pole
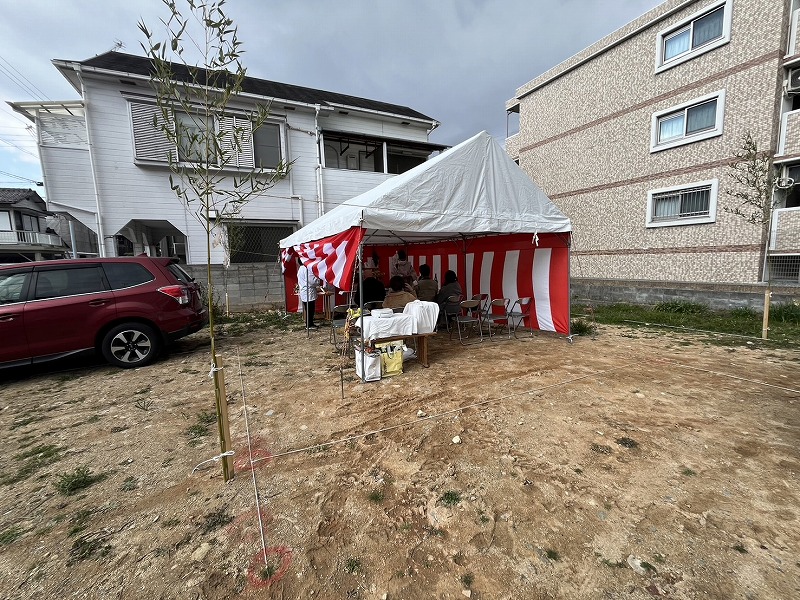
[357,238,367,383]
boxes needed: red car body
[0,257,207,369]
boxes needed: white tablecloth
[356,313,415,341]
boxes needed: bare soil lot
[0,320,798,600]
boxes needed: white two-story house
[11,51,444,305]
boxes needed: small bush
[771,301,800,324]
[570,318,597,336]
[55,466,106,496]
[344,557,361,573]
[0,526,22,546]
[439,491,461,507]
[461,573,474,588]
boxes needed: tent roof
[280,131,571,248]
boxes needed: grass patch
[161,517,180,528]
[120,476,137,491]
[2,444,65,485]
[575,301,800,346]
[570,318,597,336]
[439,490,461,507]
[0,526,22,546]
[344,557,362,574]
[368,490,384,504]
[615,437,638,449]
[54,466,106,496]
[602,558,625,568]
[681,468,697,476]
[200,507,233,534]
[733,543,748,554]
[68,509,94,536]
[186,411,217,445]
[68,532,111,564]
[545,548,560,561]
[134,398,153,411]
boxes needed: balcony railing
[770,207,800,253]
[0,230,63,247]
[777,109,800,158]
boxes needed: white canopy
[280,130,570,248]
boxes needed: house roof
[68,51,437,123]
[0,188,45,206]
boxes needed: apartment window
[129,100,283,170]
[650,91,725,152]
[655,0,731,72]
[253,123,281,169]
[175,111,215,164]
[0,211,10,231]
[647,180,718,227]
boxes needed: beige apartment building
[506,0,800,308]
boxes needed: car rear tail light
[158,285,190,305]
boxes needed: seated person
[382,275,417,310]
[359,276,386,306]
[435,270,463,322]
[415,263,438,302]
[391,249,417,286]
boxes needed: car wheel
[101,323,161,368]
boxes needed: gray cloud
[0,0,662,185]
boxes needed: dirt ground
[0,318,798,600]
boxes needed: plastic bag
[376,342,404,377]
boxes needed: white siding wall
[320,112,431,141]
[39,74,435,265]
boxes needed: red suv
[0,257,207,369]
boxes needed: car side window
[0,271,29,304]
[34,267,107,299]
[102,263,155,290]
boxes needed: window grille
[651,185,711,221]
[227,224,294,264]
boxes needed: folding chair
[484,298,511,339]
[331,303,356,351]
[508,297,533,338]
[472,293,489,317]
[451,298,484,345]
[442,294,462,333]
[362,300,384,315]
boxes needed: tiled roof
[0,188,43,205]
[77,51,436,122]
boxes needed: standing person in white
[297,259,322,329]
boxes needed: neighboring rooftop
[0,188,45,206]
[59,51,437,123]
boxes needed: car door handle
[88,300,109,307]
[0,314,17,322]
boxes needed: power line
[0,137,39,159]
[0,169,43,185]
[0,54,49,101]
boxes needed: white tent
[281,131,573,335]
[280,130,570,248]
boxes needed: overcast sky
[0,0,662,194]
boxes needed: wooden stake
[213,353,234,481]
[761,287,771,340]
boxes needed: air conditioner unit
[788,67,800,93]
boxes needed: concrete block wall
[571,277,799,311]
[184,263,286,310]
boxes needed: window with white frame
[129,100,283,170]
[650,90,725,152]
[0,211,10,231]
[175,111,215,164]
[655,0,731,72]
[647,179,718,227]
